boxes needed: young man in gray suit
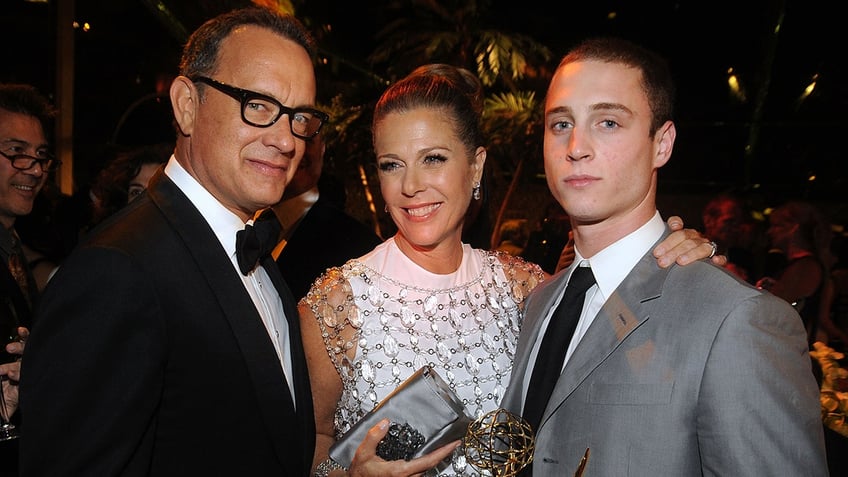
[20,6,326,475]
[502,37,827,476]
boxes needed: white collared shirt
[521,211,665,404]
[164,157,296,405]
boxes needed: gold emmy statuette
[463,408,535,477]
[574,448,590,477]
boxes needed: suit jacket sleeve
[21,246,168,475]
[697,292,825,475]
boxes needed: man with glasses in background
[0,82,56,476]
[20,6,326,476]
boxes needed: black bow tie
[235,211,281,276]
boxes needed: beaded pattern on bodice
[304,246,544,475]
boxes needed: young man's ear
[653,120,676,168]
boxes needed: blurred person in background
[824,232,848,349]
[271,131,382,300]
[0,81,57,477]
[522,199,571,274]
[757,200,837,347]
[88,142,172,227]
[701,191,760,282]
[495,218,529,256]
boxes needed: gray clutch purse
[329,365,473,468]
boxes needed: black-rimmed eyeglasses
[190,76,328,140]
[0,149,61,173]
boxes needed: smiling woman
[300,63,547,477]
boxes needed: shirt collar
[163,156,246,258]
[572,211,665,298]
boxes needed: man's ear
[170,76,197,136]
[653,120,676,168]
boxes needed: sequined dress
[303,238,545,475]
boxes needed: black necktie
[523,264,596,434]
[235,211,281,276]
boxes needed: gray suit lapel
[504,270,569,413]
[541,234,673,428]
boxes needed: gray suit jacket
[502,230,827,476]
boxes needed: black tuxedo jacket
[20,172,315,476]
[276,195,382,301]
[0,266,32,332]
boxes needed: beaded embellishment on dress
[304,241,544,476]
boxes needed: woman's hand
[653,216,727,268]
[348,419,460,477]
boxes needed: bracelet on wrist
[314,458,346,477]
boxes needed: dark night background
[3,0,846,230]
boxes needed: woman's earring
[472,182,481,200]
[384,204,389,213]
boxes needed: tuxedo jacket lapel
[261,253,316,462]
[149,174,307,467]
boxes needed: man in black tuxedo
[272,132,382,300]
[20,7,324,475]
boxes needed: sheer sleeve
[302,266,362,380]
[494,251,546,312]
